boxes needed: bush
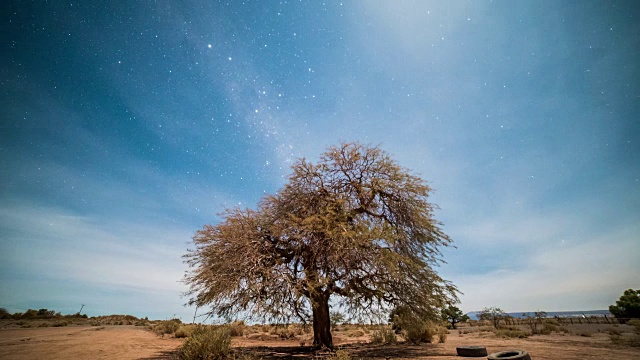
[404,322,437,344]
[329,350,351,360]
[627,319,640,331]
[611,333,640,347]
[0,308,10,319]
[370,327,397,344]
[228,320,246,337]
[176,325,231,360]
[153,319,182,335]
[437,327,447,343]
[52,321,69,327]
[175,325,197,338]
[495,329,529,338]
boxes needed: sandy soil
[0,325,181,360]
[1,324,639,359]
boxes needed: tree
[441,305,469,329]
[609,289,640,323]
[478,307,507,329]
[184,142,457,349]
[523,311,547,334]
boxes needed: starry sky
[1,1,639,321]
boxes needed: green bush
[176,325,231,360]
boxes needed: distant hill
[466,310,611,320]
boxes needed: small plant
[176,325,231,360]
[52,321,69,327]
[437,332,447,343]
[329,350,352,360]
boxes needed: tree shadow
[237,343,449,359]
[138,349,179,360]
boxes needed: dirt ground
[0,325,181,360]
[1,323,639,359]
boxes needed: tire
[487,350,531,360]
[456,346,488,357]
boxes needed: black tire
[487,350,531,360]
[456,346,488,357]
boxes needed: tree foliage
[184,142,457,349]
[609,289,640,323]
[441,305,469,329]
[478,307,507,329]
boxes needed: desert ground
[1,319,639,359]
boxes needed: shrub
[627,319,640,332]
[608,327,623,336]
[370,327,397,344]
[437,327,447,343]
[270,325,297,339]
[228,320,246,337]
[153,319,181,335]
[175,325,197,338]
[329,350,351,360]
[0,308,10,319]
[611,333,640,347]
[52,321,69,327]
[404,322,437,344]
[495,329,529,338]
[176,325,231,360]
[544,318,560,326]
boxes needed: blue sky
[1,1,638,321]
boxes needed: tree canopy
[609,289,640,323]
[441,305,469,329]
[184,142,457,349]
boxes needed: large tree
[184,143,457,349]
[609,289,640,323]
[441,305,470,329]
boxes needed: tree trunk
[311,293,333,349]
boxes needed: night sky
[1,1,639,320]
